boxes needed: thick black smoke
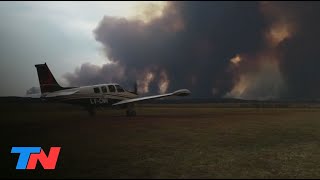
[273,2,320,99]
[64,1,320,99]
[65,1,267,97]
[64,62,125,86]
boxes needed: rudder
[35,63,64,93]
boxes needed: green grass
[1,104,320,178]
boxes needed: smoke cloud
[270,2,320,99]
[63,2,320,100]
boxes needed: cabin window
[93,87,100,93]
[115,85,125,92]
[101,86,108,93]
[108,85,116,93]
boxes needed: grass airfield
[1,103,320,178]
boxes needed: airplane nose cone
[173,89,191,96]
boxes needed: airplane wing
[45,90,79,98]
[112,89,191,106]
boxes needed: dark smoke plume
[65,1,266,97]
[64,1,320,99]
[273,2,320,99]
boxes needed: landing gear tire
[88,109,96,117]
[86,107,96,117]
[126,110,136,117]
[126,103,136,117]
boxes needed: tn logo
[11,147,61,170]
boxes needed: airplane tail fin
[35,63,64,93]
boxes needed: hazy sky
[0,1,163,96]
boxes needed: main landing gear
[126,104,136,117]
[85,106,96,117]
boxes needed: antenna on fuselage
[133,81,138,95]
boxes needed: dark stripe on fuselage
[59,92,135,100]
[44,92,137,107]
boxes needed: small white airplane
[33,63,191,116]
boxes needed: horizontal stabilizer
[45,90,79,98]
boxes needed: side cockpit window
[115,85,125,92]
[108,85,116,93]
[101,86,108,93]
[93,87,100,93]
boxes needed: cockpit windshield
[115,85,125,92]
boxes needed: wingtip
[173,89,191,96]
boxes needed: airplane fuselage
[34,63,190,116]
[41,83,138,108]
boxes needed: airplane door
[101,86,108,98]
[99,86,109,106]
[91,87,104,106]
[107,85,117,104]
